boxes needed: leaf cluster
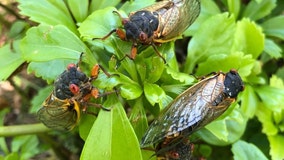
[0,0,284,160]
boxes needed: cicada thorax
[140,70,244,148]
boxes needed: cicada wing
[141,82,210,147]
[160,0,201,40]
[37,95,79,130]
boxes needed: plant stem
[0,123,51,137]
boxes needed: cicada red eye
[69,84,80,95]
[169,151,180,159]
[67,63,76,70]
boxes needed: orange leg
[130,43,138,59]
[91,88,100,99]
[91,64,100,79]
[116,28,127,41]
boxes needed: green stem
[0,123,51,137]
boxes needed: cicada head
[224,70,245,98]
[54,64,89,100]
[124,10,159,43]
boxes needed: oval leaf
[81,95,143,160]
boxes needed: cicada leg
[151,43,166,63]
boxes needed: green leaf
[30,86,53,113]
[196,52,255,77]
[5,153,19,160]
[27,59,76,83]
[11,135,40,160]
[0,41,25,81]
[255,86,284,112]
[232,140,268,160]
[89,0,120,13]
[184,13,235,73]
[8,21,29,39]
[255,104,278,135]
[262,16,284,40]
[79,108,97,141]
[21,25,86,62]
[263,38,282,59]
[144,82,166,106]
[145,57,165,83]
[79,7,121,40]
[227,0,240,18]
[197,107,246,146]
[242,0,277,21]
[232,18,265,59]
[119,0,155,14]
[239,85,258,118]
[162,66,195,85]
[184,0,221,36]
[17,0,77,34]
[129,97,148,141]
[268,135,284,160]
[67,0,89,22]
[81,95,143,160]
[114,73,143,100]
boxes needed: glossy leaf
[184,0,221,36]
[18,0,77,34]
[184,13,235,73]
[232,18,265,59]
[197,107,246,146]
[119,0,155,14]
[239,85,258,118]
[11,135,40,160]
[21,25,86,62]
[89,0,120,13]
[144,82,166,106]
[163,66,195,85]
[243,0,276,21]
[79,7,121,40]
[145,57,165,83]
[255,86,284,112]
[264,38,282,59]
[0,41,25,81]
[30,86,53,113]
[197,52,255,77]
[268,135,284,160]
[67,0,88,22]
[81,95,143,160]
[129,97,148,141]
[27,59,76,83]
[232,140,268,160]
[255,104,278,136]
[227,0,240,18]
[261,16,284,40]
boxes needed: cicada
[37,57,111,130]
[140,70,244,147]
[156,138,193,160]
[96,0,201,62]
